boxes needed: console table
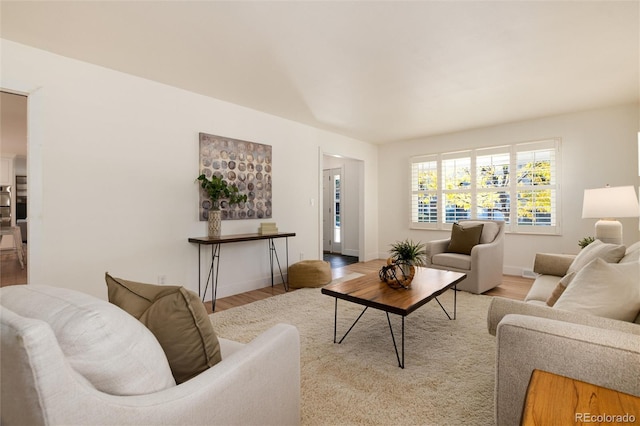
[188,232,295,311]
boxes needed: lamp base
[594,219,623,245]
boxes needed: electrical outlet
[158,275,166,284]
[299,253,304,261]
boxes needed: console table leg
[197,245,202,299]
[285,237,289,291]
[202,244,221,311]
[212,244,221,311]
[268,238,287,291]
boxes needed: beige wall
[1,39,379,299]
[3,37,638,295]
[378,103,640,275]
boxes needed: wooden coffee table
[321,267,466,368]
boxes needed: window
[410,139,560,234]
[411,155,438,224]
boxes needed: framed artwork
[198,132,272,220]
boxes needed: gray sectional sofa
[487,240,640,426]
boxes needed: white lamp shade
[582,186,640,219]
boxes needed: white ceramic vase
[208,209,222,238]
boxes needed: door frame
[318,149,365,262]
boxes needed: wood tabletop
[188,232,296,245]
[321,267,466,316]
[521,369,640,425]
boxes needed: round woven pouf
[288,260,332,289]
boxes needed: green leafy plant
[389,239,427,267]
[196,173,247,210]
[578,236,595,249]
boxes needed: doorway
[323,168,342,254]
[321,154,364,263]
[0,91,28,286]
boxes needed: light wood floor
[207,259,533,314]
[0,253,532,314]
[0,246,28,287]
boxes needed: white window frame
[410,139,561,235]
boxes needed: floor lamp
[582,185,640,245]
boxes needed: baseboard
[341,249,359,257]
[503,265,537,278]
[203,273,287,301]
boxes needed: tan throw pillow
[545,272,576,307]
[105,273,222,384]
[459,220,500,244]
[554,259,640,322]
[567,239,626,274]
[447,223,484,255]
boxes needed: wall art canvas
[199,132,272,221]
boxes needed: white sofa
[487,241,640,426]
[1,284,301,426]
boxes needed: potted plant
[578,236,595,249]
[196,173,247,237]
[389,239,426,276]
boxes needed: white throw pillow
[567,239,626,274]
[554,259,640,322]
[0,285,176,395]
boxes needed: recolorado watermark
[575,413,636,423]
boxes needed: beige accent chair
[425,219,505,294]
[1,285,301,425]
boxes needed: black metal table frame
[189,233,294,311]
[331,285,457,369]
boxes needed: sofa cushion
[432,253,472,270]
[460,220,500,244]
[554,259,640,322]
[620,241,640,264]
[545,272,576,307]
[0,285,176,395]
[567,239,626,274]
[524,274,562,303]
[447,223,484,255]
[105,273,222,384]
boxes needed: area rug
[211,273,496,425]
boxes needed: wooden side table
[521,369,640,425]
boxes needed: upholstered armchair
[1,285,301,425]
[425,220,505,294]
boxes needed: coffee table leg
[333,299,369,344]
[386,313,405,369]
[434,286,457,320]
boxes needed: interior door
[322,168,342,253]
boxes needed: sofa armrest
[470,235,503,261]
[487,297,640,336]
[6,320,301,426]
[533,253,575,276]
[495,314,640,426]
[425,238,450,264]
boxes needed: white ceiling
[1,1,638,144]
